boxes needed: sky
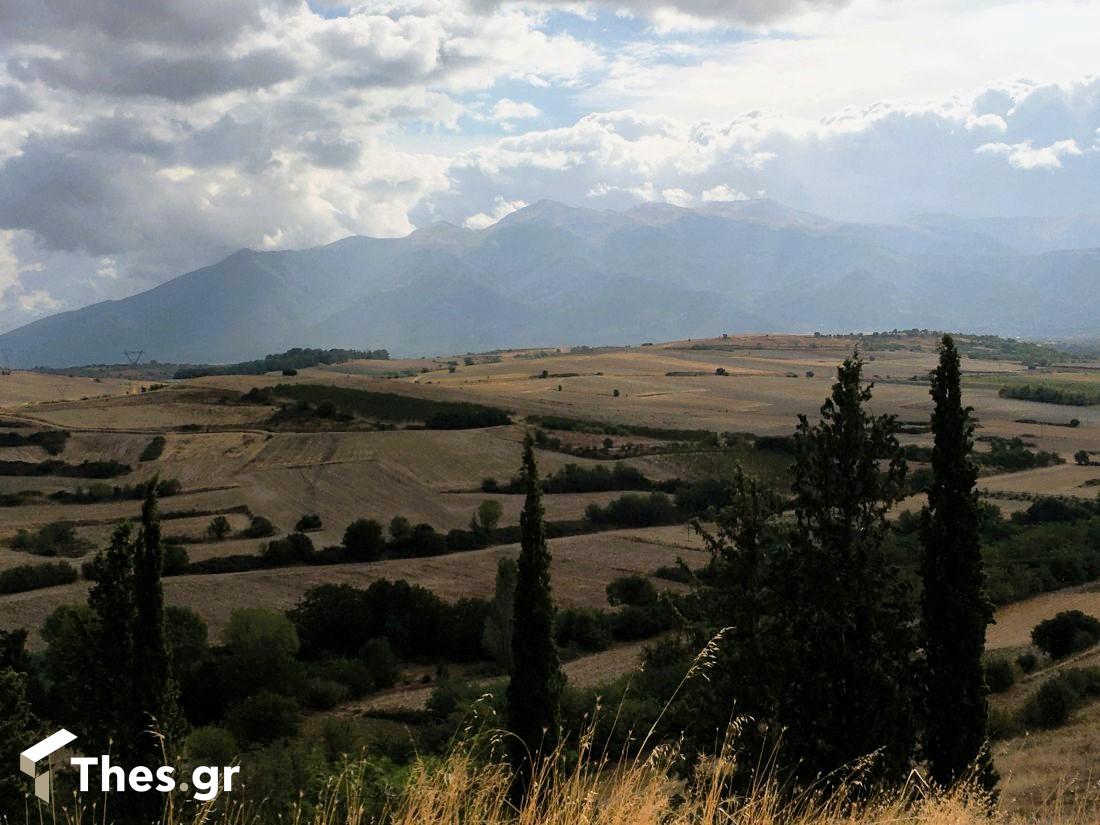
[0,0,1098,333]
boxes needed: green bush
[304,677,350,710]
[611,603,673,641]
[162,544,189,576]
[0,561,78,594]
[310,657,375,698]
[1022,677,1080,728]
[185,726,239,767]
[555,608,613,653]
[243,515,276,538]
[343,518,385,561]
[1016,651,1039,673]
[10,521,82,556]
[359,638,399,690]
[261,532,314,565]
[987,707,1020,741]
[207,515,232,541]
[606,575,658,607]
[227,692,301,745]
[140,435,167,462]
[585,492,680,527]
[984,658,1015,693]
[1032,610,1100,659]
[295,513,323,531]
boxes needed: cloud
[701,184,748,202]
[976,139,1084,171]
[433,77,1100,227]
[464,196,528,229]
[485,0,851,27]
[491,99,543,121]
[1,0,1100,335]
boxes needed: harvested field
[987,583,1100,650]
[0,524,705,645]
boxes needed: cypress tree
[920,335,997,790]
[506,434,563,800]
[133,480,174,754]
[1,632,37,820]
[781,354,918,788]
[88,522,140,758]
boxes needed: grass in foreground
[23,732,1100,825]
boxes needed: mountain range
[3,199,1100,367]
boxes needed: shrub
[586,493,680,527]
[611,603,673,641]
[984,658,1015,693]
[1022,677,1080,728]
[140,436,167,462]
[10,521,82,556]
[227,692,300,745]
[359,637,399,690]
[481,477,499,493]
[162,544,190,576]
[987,706,1020,741]
[343,518,385,561]
[207,515,232,541]
[185,726,239,767]
[261,532,314,565]
[295,513,323,531]
[304,677,350,710]
[1016,651,1039,673]
[471,499,503,536]
[0,561,78,594]
[1032,610,1100,659]
[555,608,613,653]
[310,658,375,698]
[243,515,276,538]
[606,575,658,607]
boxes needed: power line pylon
[123,350,144,366]
[0,348,11,376]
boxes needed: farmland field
[2,331,1100,815]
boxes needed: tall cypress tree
[921,335,997,790]
[133,479,174,757]
[506,435,563,800]
[781,354,918,788]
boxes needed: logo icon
[20,730,77,802]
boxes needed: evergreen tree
[84,488,179,819]
[482,557,518,669]
[684,466,792,762]
[920,335,997,790]
[781,354,918,788]
[133,480,175,759]
[506,435,564,800]
[87,522,141,758]
[1,630,37,821]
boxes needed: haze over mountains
[3,199,1100,367]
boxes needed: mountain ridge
[2,199,1099,367]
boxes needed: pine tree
[781,354,918,788]
[506,435,563,800]
[921,335,997,790]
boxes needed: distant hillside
[2,199,1099,367]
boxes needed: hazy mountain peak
[3,199,1100,367]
